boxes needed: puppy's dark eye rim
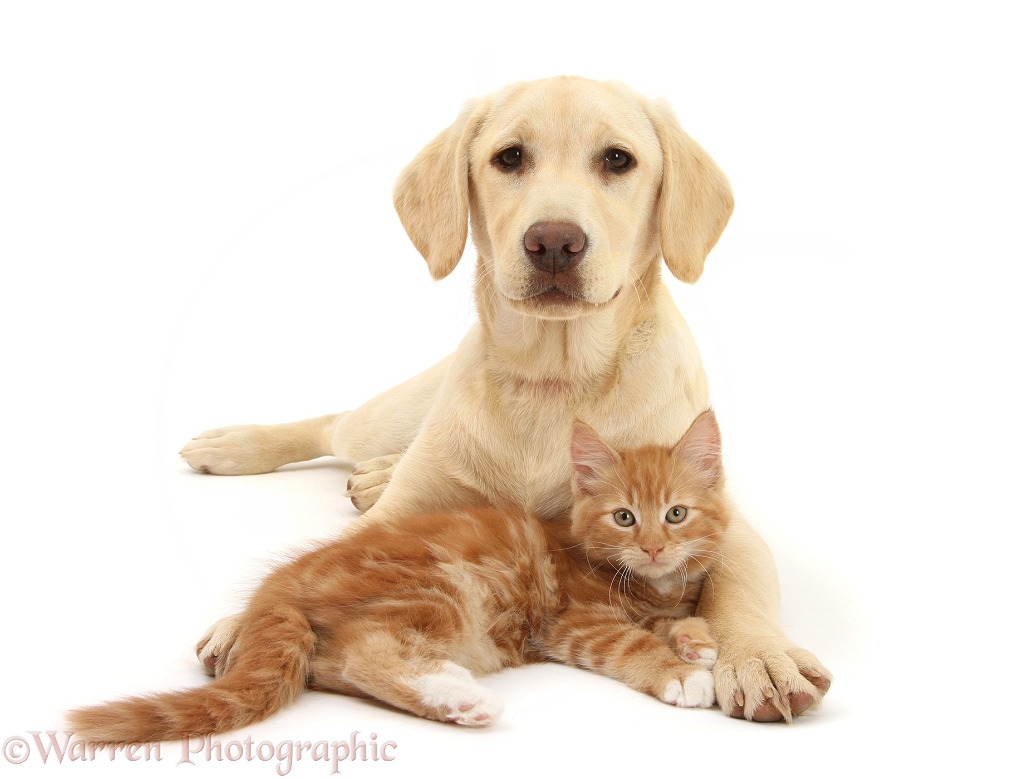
[665,505,689,523]
[603,147,635,170]
[494,145,524,168]
[613,509,636,527]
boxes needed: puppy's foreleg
[181,354,455,477]
[180,416,339,475]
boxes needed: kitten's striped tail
[67,605,315,743]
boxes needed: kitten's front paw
[660,670,715,708]
[195,615,242,677]
[713,636,831,722]
[668,618,718,669]
[345,454,401,512]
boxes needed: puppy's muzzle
[524,222,587,275]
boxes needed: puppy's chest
[476,397,578,516]
[455,372,645,515]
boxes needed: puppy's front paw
[346,454,401,512]
[713,636,831,722]
[180,426,285,475]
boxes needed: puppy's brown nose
[524,222,586,274]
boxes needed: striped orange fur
[68,411,729,740]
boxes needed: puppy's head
[394,77,733,320]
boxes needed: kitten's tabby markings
[69,412,728,741]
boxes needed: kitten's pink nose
[642,546,664,562]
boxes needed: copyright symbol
[3,736,30,764]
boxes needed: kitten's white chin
[635,562,677,580]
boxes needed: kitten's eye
[495,146,523,170]
[613,509,636,527]
[665,506,688,524]
[603,148,634,172]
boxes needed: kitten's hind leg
[312,627,503,727]
[403,660,503,727]
[196,615,243,676]
[667,616,719,670]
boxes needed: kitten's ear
[571,420,619,491]
[675,411,723,489]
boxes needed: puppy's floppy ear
[644,99,734,284]
[394,99,486,280]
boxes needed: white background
[2,1,1006,777]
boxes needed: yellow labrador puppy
[182,76,830,721]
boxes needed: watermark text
[3,730,397,775]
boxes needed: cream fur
[410,661,503,727]
[180,76,830,721]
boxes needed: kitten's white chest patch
[645,575,698,618]
[649,576,681,596]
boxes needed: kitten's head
[570,411,729,581]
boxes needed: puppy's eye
[613,509,636,527]
[665,506,688,524]
[603,148,634,171]
[495,146,523,170]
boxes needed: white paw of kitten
[412,661,504,727]
[661,670,716,708]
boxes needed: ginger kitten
[69,411,729,739]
